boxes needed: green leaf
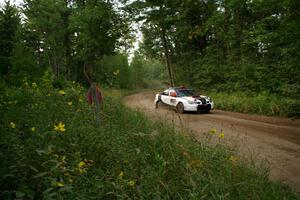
[15,191,25,198]
[33,172,47,179]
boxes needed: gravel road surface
[124,91,300,193]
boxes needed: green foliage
[131,54,166,88]
[208,91,300,117]
[130,0,299,100]
[131,54,145,87]
[0,1,20,76]
[9,39,40,85]
[23,0,69,78]
[0,0,127,86]
[1,0,299,110]
[143,58,166,81]
[70,0,120,83]
[0,80,298,199]
[95,54,132,89]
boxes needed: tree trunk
[83,62,92,84]
[161,27,175,87]
[63,1,71,80]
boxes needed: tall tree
[128,0,179,86]
[70,0,121,84]
[0,1,20,76]
[23,0,70,79]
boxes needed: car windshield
[175,89,196,97]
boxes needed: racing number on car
[170,99,176,104]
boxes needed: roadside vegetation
[1,79,298,199]
[207,91,300,117]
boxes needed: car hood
[180,96,195,101]
[181,95,207,100]
[180,96,207,101]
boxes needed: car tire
[155,100,161,108]
[176,103,184,113]
[204,110,210,114]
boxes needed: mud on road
[124,91,300,193]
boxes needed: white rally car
[154,87,214,113]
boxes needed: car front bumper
[184,103,213,112]
[197,104,211,112]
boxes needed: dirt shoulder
[124,91,300,193]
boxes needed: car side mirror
[170,92,177,97]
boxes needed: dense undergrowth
[0,79,298,199]
[207,91,300,117]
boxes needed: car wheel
[176,103,184,113]
[155,100,161,108]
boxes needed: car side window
[162,90,169,95]
[169,90,176,96]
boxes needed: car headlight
[208,97,212,101]
[187,100,196,104]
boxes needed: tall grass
[208,91,300,117]
[0,81,298,199]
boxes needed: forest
[0,0,300,199]
[1,0,299,115]
[0,0,299,92]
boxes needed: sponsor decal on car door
[161,91,169,105]
[170,98,176,106]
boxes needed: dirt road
[124,91,300,193]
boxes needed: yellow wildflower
[54,122,66,132]
[78,161,85,168]
[219,132,225,139]
[128,180,135,187]
[229,156,238,162]
[32,82,37,88]
[10,122,16,129]
[113,69,119,76]
[56,182,64,187]
[118,171,124,179]
[58,90,66,95]
[31,127,36,132]
[77,160,87,174]
[67,101,72,106]
[209,128,217,134]
[77,159,93,174]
